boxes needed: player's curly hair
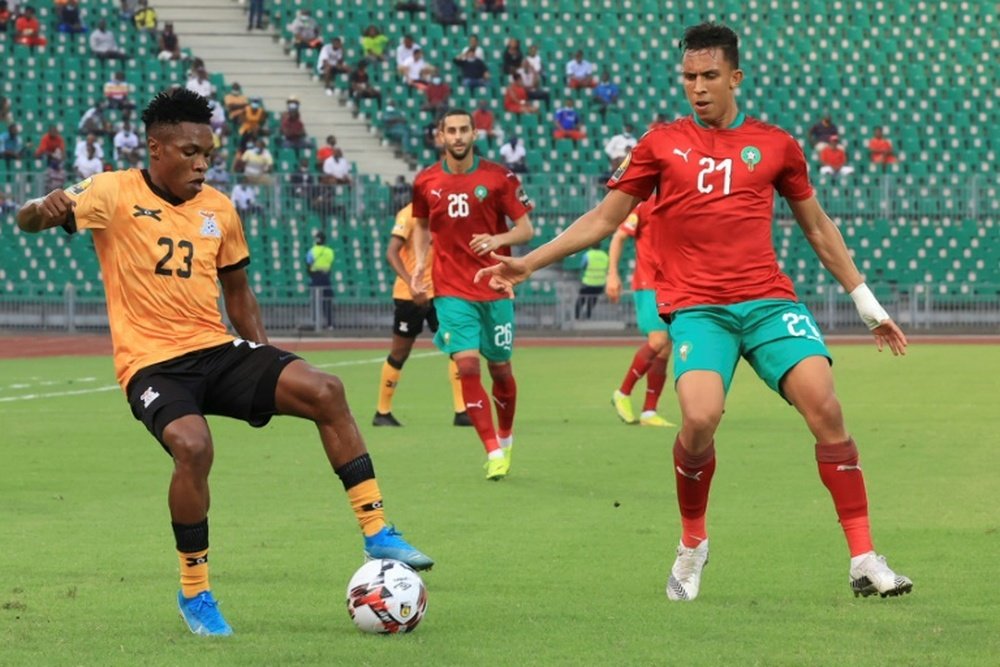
[141,87,212,131]
[680,22,740,70]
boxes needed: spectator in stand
[381,101,411,151]
[246,0,265,31]
[394,1,426,14]
[157,21,181,60]
[390,174,410,211]
[592,69,620,121]
[78,101,112,137]
[223,82,249,128]
[565,50,597,89]
[477,0,505,12]
[322,147,352,185]
[0,96,10,125]
[422,75,452,115]
[119,0,138,21]
[472,99,503,148]
[242,137,274,185]
[808,112,840,154]
[133,0,157,32]
[289,157,318,199]
[288,9,323,67]
[402,47,435,91]
[0,2,11,32]
[15,6,47,46]
[185,66,216,99]
[238,97,268,147]
[604,122,637,166]
[499,136,527,173]
[104,71,136,113]
[43,155,67,192]
[317,37,351,95]
[518,49,551,110]
[501,37,523,77]
[57,0,86,33]
[230,182,262,216]
[34,125,66,163]
[456,34,484,61]
[452,48,489,91]
[280,97,310,153]
[315,135,337,170]
[360,25,389,62]
[206,90,226,134]
[0,191,17,214]
[205,155,230,192]
[74,133,104,163]
[395,34,420,74]
[553,98,585,141]
[74,143,104,179]
[113,121,142,167]
[504,73,538,114]
[819,136,854,179]
[432,0,467,30]
[90,19,126,60]
[350,60,383,109]
[523,43,543,82]
[868,127,898,165]
[0,124,25,165]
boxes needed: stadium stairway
[154,0,412,183]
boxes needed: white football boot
[849,552,913,598]
[666,539,709,601]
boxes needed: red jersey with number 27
[608,114,813,314]
[617,198,658,291]
[412,157,533,301]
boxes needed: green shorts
[633,289,669,336]
[667,299,831,398]
[433,296,515,362]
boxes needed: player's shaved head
[681,22,740,70]
[141,88,213,136]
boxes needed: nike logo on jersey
[675,466,704,481]
[673,148,692,163]
[430,188,443,199]
[133,205,163,221]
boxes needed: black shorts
[125,340,300,452]
[392,298,438,339]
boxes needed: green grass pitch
[2,343,998,666]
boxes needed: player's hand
[412,290,430,307]
[872,318,907,356]
[470,234,497,256]
[409,271,428,298]
[473,253,531,298]
[38,189,76,225]
[605,274,622,303]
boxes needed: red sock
[642,356,667,412]
[816,439,874,556]
[673,436,716,548]
[488,361,517,439]
[455,357,499,453]
[619,343,657,395]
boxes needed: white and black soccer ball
[346,558,428,634]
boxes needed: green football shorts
[633,289,670,335]
[666,299,831,397]
[433,296,515,362]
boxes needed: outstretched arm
[475,188,639,297]
[220,268,268,344]
[788,196,907,355]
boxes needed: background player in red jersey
[410,109,534,480]
[477,23,912,600]
[606,198,675,428]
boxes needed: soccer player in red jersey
[606,198,676,428]
[411,109,534,480]
[477,23,912,600]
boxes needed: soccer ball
[346,558,428,634]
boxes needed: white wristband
[849,283,890,330]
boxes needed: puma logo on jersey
[430,188,443,199]
[673,148,692,163]
[132,204,163,221]
[140,386,160,409]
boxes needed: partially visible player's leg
[428,301,470,426]
[275,359,433,569]
[374,299,425,426]
[639,330,675,427]
[614,290,666,425]
[481,299,516,477]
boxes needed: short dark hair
[680,22,740,70]
[439,108,472,128]
[141,88,212,132]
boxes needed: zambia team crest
[740,146,762,172]
[199,211,221,238]
[473,185,488,201]
[66,177,93,196]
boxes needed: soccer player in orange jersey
[477,23,911,601]
[15,88,432,637]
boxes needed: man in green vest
[575,242,610,319]
[306,231,335,329]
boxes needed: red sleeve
[411,171,430,218]
[498,169,532,220]
[606,131,659,200]
[775,134,814,202]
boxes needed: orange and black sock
[173,518,210,599]
[620,343,657,395]
[335,454,387,537]
[448,359,465,414]
[673,436,716,548]
[377,356,403,415]
[816,439,873,556]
